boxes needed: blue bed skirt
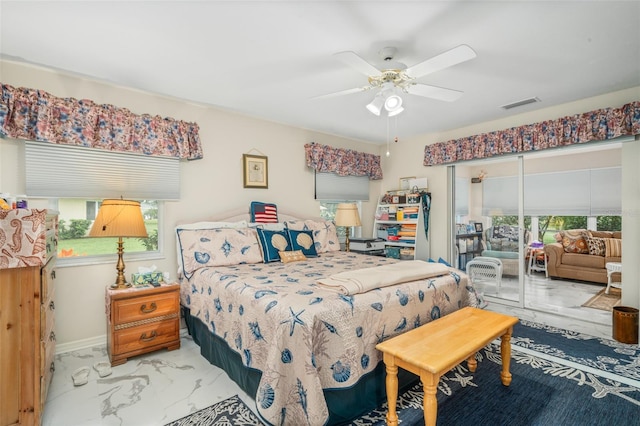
[181,306,418,425]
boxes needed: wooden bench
[375,307,519,426]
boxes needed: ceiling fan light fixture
[387,106,404,117]
[366,93,384,116]
[384,94,403,113]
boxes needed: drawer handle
[50,362,55,373]
[51,270,56,279]
[49,331,56,342]
[49,301,55,311]
[139,331,157,342]
[140,302,157,314]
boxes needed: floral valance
[305,142,383,180]
[0,83,203,160]
[423,101,640,166]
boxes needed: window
[24,140,179,263]
[319,201,362,241]
[314,171,368,244]
[57,199,160,258]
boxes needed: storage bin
[612,306,639,344]
[385,247,400,259]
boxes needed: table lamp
[89,199,148,289]
[335,203,361,252]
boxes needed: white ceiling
[1,1,639,144]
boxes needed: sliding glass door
[451,156,525,307]
[451,142,623,314]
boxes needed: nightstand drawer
[113,291,178,325]
[112,319,179,354]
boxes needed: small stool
[466,256,502,290]
[526,246,548,277]
[605,262,622,294]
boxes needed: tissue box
[131,272,164,286]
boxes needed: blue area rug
[348,320,640,426]
[167,321,640,425]
[165,395,262,426]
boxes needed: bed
[177,210,480,425]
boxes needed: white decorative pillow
[176,220,248,230]
[176,227,262,278]
[285,219,340,253]
[248,222,286,231]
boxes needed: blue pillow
[438,257,452,267]
[287,229,318,258]
[256,228,291,263]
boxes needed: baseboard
[55,326,190,355]
[56,334,107,354]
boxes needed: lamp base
[345,233,351,252]
[111,237,131,290]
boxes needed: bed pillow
[175,221,250,276]
[256,228,292,262]
[176,227,262,279]
[285,219,340,253]
[249,222,286,231]
[250,201,278,223]
[176,220,248,230]
[287,228,318,257]
[279,250,307,263]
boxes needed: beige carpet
[582,287,621,311]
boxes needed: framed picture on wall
[243,154,268,188]
[474,223,483,233]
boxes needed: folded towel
[317,260,450,295]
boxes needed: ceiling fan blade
[405,44,476,79]
[333,51,381,77]
[406,83,464,102]
[311,86,371,100]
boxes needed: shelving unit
[455,232,483,270]
[373,197,430,261]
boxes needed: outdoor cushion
[481,250,519,260]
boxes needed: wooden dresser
[0,209,58,426]
[106,283,180,366]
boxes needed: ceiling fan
[316,45,477,116]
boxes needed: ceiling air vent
[500,97,540,110]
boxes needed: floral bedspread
[182,251,480,425]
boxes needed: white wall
[0,60,382,349]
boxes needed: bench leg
[467,352,477,372]
[500,327,513,386]
[421,372,439,426]
[384,356,399,426]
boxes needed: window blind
[25,140,180,200]
[481,167,620,216]
[523,170,590,216]
[314,172,369,201]
[590,167,621,215]
[455,177,469,216]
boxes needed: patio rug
[166,321,640,426]
[581,287,621,311]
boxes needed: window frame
[49,198,165,268]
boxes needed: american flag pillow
[250,201,278,223]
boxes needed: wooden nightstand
[106,283,181,366]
